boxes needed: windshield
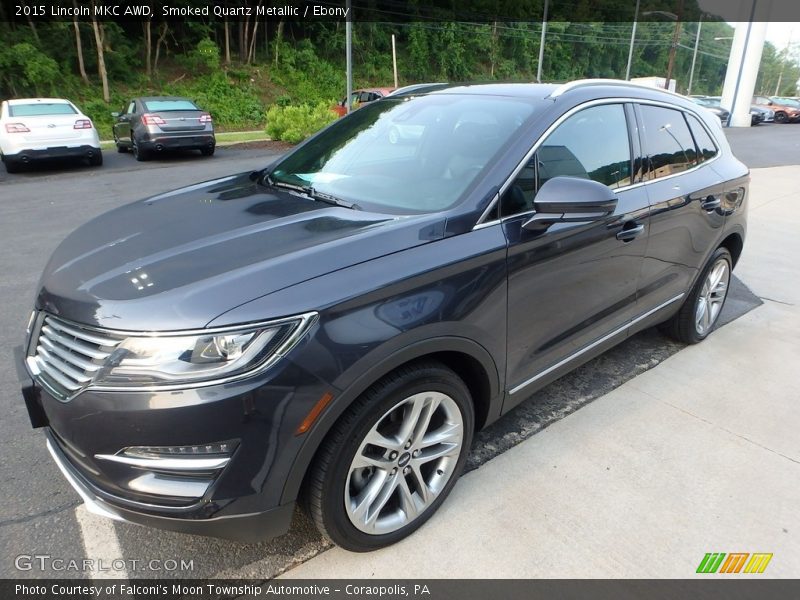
[143,99,199,112]
[9,103,77,117]
[268,95,537,214]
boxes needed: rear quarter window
[686,113,719,162]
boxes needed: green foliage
[170,73,264,130]
[0,43,59,96]
[266,102,337,143]
[193,38,221,71]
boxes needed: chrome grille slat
[40,325,111,359]
[29,314,122,400]
[36,357,83,391]
[36,347,93,383]
[39,336,103,371]
[45,318,118,347]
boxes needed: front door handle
[701,196,721,211]
[616,222,644,242]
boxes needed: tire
[3,159,21,174]
[775,111,788,124]
[115,135,128,153]
[201,146,215,156]
[89,151,103,167]
[305,362,475,552]
[660,247,732,344]
[132,140,149,162]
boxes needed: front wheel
[775,111,788,124]
[660,247,732,344]
[305,362,474,552]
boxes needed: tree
[90,17,109,102]
[72,1,89,84]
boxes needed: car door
[501,102,651,409]
[114,100,136,145]
[634,103,726,311]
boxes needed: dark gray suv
[18,81,748,552]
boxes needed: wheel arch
[279,336,502,505]
[718,231,744,267]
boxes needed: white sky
[697,0,798,48]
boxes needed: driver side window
[500,104,632,217]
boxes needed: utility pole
[625,0,641,80]
[536,0,549,83]
[392,34,398,88]
[345,0,352,114]
[664,0,684,92]
[687,15,703,95]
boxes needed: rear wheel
[89,151,103,167]
[132,140,149,162]
[201,146,215,156]
[3,158,21,173]
[660,247,732,344]
[305,362,474,552]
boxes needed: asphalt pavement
[0,125,791,579]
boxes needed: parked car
[333,87,395,117]
[688,96,730,123]
[19,80,747,552]
[749,104,774,124]
[0,98,101,173]
[112,96,215,161]
[753,95,800,123]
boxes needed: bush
[266,102,337,143]
[193,38,221,71]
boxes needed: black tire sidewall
[686,247,732,343]
[319,365,474,551]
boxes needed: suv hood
[37,171,443,330]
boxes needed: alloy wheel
[344,391,464,535]
[695,258,729,336]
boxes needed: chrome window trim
[509,293,685,396]
[473,97,722,230]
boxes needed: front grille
[29,315,122,400]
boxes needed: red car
[333,87,395,117]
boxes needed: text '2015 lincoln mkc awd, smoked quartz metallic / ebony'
[17,80,748,552]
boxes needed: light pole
[687,15,703,96]
[345,0,352,114]
[625,0,641,80]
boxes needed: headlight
[91,312,317,389]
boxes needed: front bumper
[15,325,332,542]
[45,429,294,542]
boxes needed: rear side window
[142,99,198,112]
[686,114,718,163]
[639,105,698,180]
[501,103,632,216]
[9,103,77,117]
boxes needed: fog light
[122,440,238,459]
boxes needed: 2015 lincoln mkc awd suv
[18,81,748,552]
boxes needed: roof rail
[548,78,682,99]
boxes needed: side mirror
[522,176,618,231]
[111,111,120,118]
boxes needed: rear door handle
[616,223,645,242]
[701,196,721,211]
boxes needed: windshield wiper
[303,186,361,210]
[265,177,360,210]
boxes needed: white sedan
[0,98,102,173]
